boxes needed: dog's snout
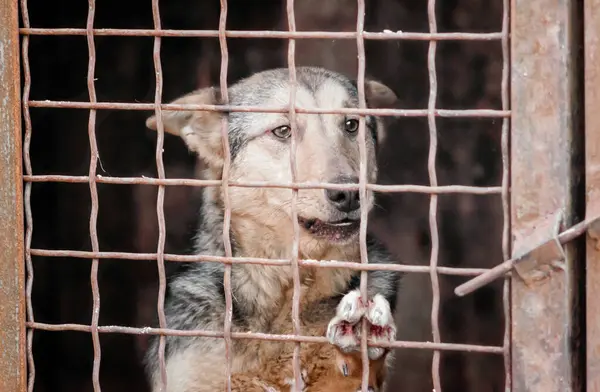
[326,176,360,213]
[326,188,360,212]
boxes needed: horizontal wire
[19,28,504,41]
[26,100,509,117]
[22,175,502,194]
[28,248,490,276]
[25,322,504,354]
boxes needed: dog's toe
[364,294,396,360]
[365,294,392,327]
[327,316,360,351]
[336,289,366,323]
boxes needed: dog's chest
[302,267,355,302]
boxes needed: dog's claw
[341,363,349,377]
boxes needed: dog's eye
[345,119,359,134]
[271,125,292,139]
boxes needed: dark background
[22,0,506,391]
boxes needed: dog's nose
[325,176,360,213]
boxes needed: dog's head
[146,67,397,248]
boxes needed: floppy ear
[362,79,397,146]
[145,87,225,171]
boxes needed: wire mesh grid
[18,0,511,391]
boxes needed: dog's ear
[145,87,225,170]
[364,80,397,109]
[362,79,397,146]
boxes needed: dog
[143,66,401,392]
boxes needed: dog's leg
[326,290,395,360]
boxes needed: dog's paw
[363,294,396,360]
[328,291,396,360]
[326,289,366,351]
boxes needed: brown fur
[210,286,389,392]
[225,345,387,392]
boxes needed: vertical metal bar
[500,0,512,390]
[426,1,442,391]
[354,1,370,391]
[150,1,168,391]
[217,1,234,391]
[0,1,26,391]
[510,0,581,390]
[19,0,35,390]
[585,0,600,389]
[85,0,101,390]
[285,1,303,390]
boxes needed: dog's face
[146,67,397,247]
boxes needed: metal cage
[0,0,593,391]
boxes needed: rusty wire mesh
[19,0,511,391]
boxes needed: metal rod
[455,217,593,297]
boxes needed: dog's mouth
[298,217,360,242]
